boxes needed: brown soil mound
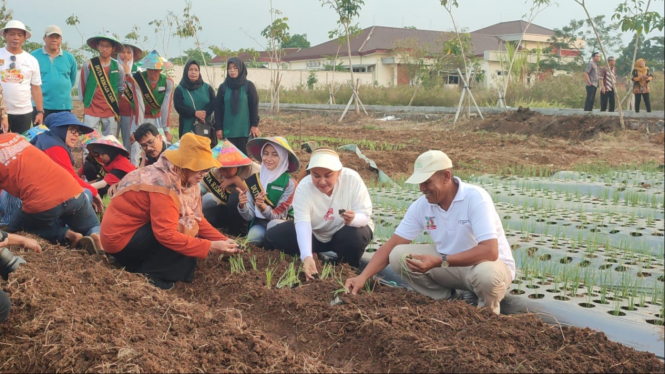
[475,107,654,141]
[1,244,663,373]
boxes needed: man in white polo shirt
[345,150,514,314]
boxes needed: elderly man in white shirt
[345,150,514,314]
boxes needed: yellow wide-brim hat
[163,133,221,171]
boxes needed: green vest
[177,83,211,135]
[83,59,119,109]
[223,85,250,139]
[137,71,167,117]
[251,171,292,227]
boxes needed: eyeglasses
[139,138,156,150]
[68,127,81,136]
[9,55,15,69]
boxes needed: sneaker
[148,276,175,290]
[79,236,101,255]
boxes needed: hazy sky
[8,0,664,57]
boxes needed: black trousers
[600,90,615,112]
[264,221,373,268]
[32,107,70,123]
[202,191,249,236]
[111,223,198,283]
[584,85,597,111]
[228,137,249,154]
[635,93,651,113]
[0,289,10,324]
[7,113,31,134]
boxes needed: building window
[447,75,459,84]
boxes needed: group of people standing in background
[583,51,654,113]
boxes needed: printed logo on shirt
[324,208,334,222]
[458,219,470,225]
[425,216,437,230]
[1,68,24,83]
[158,86,166,92]
[0,59,4,65]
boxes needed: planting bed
[1,246,664,373]
[365,167,665,357]
[2,108,663,371]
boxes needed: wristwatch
[440,254,449,268]
[36,110,44,114]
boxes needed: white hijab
[255,142,289,219]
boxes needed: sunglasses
[9,55,15,69]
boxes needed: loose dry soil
[1,106,664,372]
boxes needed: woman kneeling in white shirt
[264,148,374,279]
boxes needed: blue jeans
[247,219,285,245]
[8,194,100,244]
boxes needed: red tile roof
[282,26,502,61]
[472,20,555,36]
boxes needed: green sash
[84,57,120,119]
[134,71,167,117]
[202,170,229,205]
[246,172,292,226]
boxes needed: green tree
[261,2,291,112]
[616,35,664,75]
[321,0,366,118]
[282,33,310,49]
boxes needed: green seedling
[265,267,275,289]
[320,262,334,280]
[249,256,257,271]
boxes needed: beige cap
[307,148,343,172]
[405,150,453,184]
[44,25,62,37]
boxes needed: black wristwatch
[36,110,44,114]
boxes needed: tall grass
[258,71,663,110]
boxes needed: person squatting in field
[345,150,515,315]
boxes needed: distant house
[281,21,583,88]
[209,48,301,69]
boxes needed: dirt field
[1,246,663,373]
[1,106,664,372]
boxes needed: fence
[168,66,374,90]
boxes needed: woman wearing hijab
[83,135,136,197]
[213,57,261,153]
[632,58,654,113]
[237,137,299,245]
[31,112,105,214]
[100,133,239,290]
[173,60,216,139]
[116,41,143,155]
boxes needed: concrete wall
[170,65,374,90]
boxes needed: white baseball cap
[1,20,31,39]
[307,148,343,172]
[405,150,453,184]
[44,25,62,37]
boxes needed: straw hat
[138,50,173,70]
[120,40,143,61]
[211,139,253,168]
[307,148,343,172]
[1,20,31,39]
[163,133,221,171]
[86,31,124,54]
[86,135,129,157]
[21,125,48,142]
[246,136,300,173]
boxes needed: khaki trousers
[389,244,512,314]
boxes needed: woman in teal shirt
[213,57,260,153]
[174,60,216,139]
